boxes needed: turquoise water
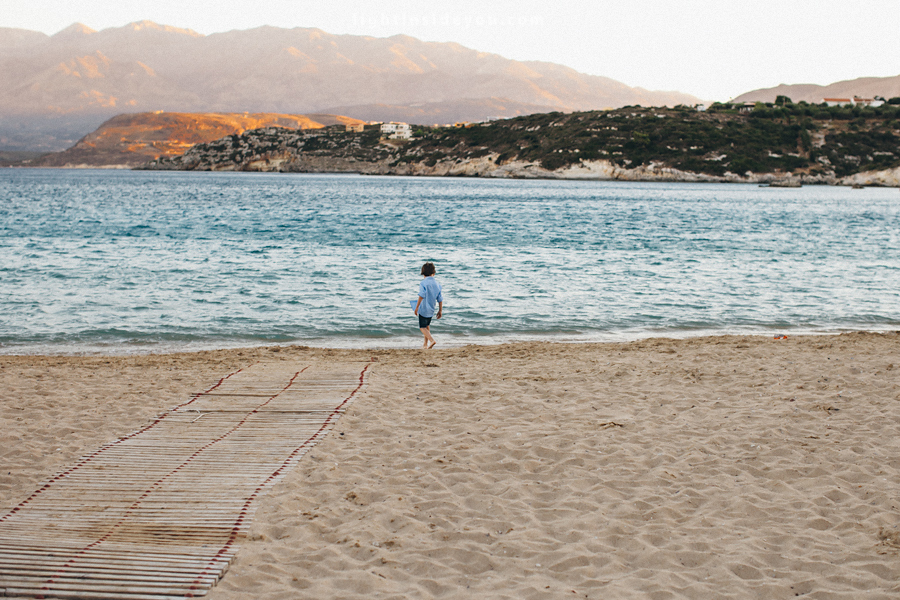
[1,169,898,353]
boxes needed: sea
[1,168,898,354]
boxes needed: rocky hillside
[28,112,363,167]
[308,98,563,128]
[0,21,701,151]
[143,102,900,186]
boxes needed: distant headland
[133,101,900,186]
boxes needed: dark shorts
[418,315,432,328]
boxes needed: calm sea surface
[1,169,898,353]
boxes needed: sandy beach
[2,333,900,598]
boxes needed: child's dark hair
[421,262,436,276]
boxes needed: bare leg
[420,326,436,349]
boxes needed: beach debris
[878,527,900,550]
[597,421,624,429]
[774,335,788,340]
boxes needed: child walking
[414,262,443,349]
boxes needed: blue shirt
[417,277,443,318]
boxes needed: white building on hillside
[823,97,885,107]
[380,122,412,139]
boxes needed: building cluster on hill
[822,96,886,107]
[342,121,413,139]
[379,122,412,140]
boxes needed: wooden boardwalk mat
[0,360,371,599]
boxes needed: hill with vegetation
[144,99,900,185]
[27,112,363,167]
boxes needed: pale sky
[2,0,899,101]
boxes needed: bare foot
[428,341,437,349]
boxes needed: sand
[2,333,900,599]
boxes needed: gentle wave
[1,169,899,354]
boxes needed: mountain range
[734,75,900,104]
[0,21,702,152]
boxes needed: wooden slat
[0,361,370,599]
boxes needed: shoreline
[2,326,899,357]
[7,164,900,187]
[4,332,900,597]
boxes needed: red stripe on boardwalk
[0,364,250,524]
[39,366,308,589]
[190,362,371,588]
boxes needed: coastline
[4,325,900,357]
[145,154,900,186]
[9,162,900,187]
[4,333,900,597]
